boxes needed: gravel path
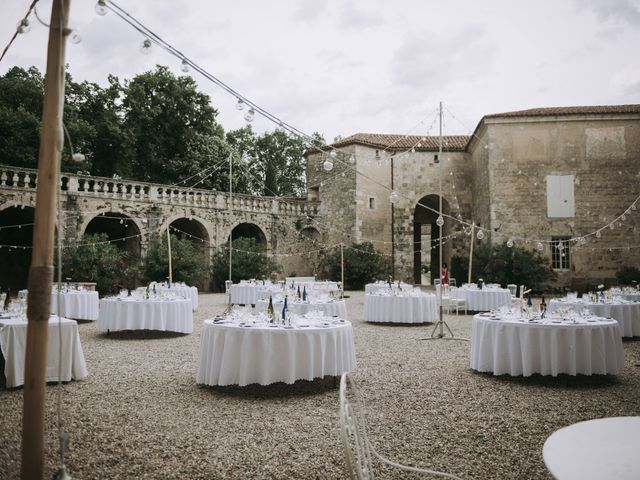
[1,291,639,479]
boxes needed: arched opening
[300,227,321,242]
[231,223,267,246]
[0,205,34,290]
[413,195,450,285]
[84,212,141,257]
[169,217,209,246]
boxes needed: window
[551,237,571,270]
[368,197,375,210]
[546,175,575,218]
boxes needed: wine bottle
[296,285,301,300]
[527,295,532,307]
[302,286,307,302]
[540,295,546,312]
[267,295,274,322]
[145,285,150,299]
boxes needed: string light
[235,99,245,111]
[389,191,399,204]
[243,108,255,123]
[69,30,82,44]
[323,158,333,172]
[180,58,189,73]
[436,215,444,227]
[507,239,514,248]
[476,229,485,240]
[95,0,108,16]
[139,38,152,54]
[17,18,31,34]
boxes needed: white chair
[519,285,526,300]
[507,284,517,298]
[449,278,456,287]
[339,374,462,480]
[448,287,467,315]
[434,278,441,286]
[0,293,6,312]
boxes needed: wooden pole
[468,222,475,284]
[340,243,344,298]
[22,1,70,478]
[166,225,173,284]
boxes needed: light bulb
[119,219,124,224]
[476,229,484,240]
[140,38,152,54]
[436,215,444,227]
[244,108,255,123]
[557,243,564,251]
[609,223,614,230]
[236,99,244,111]
[70,31,82,44]
[632,203,637,211]
[95,0,108,15]
[621,214,626,221]
[72,153,85,162]
[180,59,189,72]
[507,239,514,248]
[389,191,399,204]
[323,159,333,172]
[329,149,337,159]
[349,154,355,164]
[596,230,601,238]
[17,19,30,34]
[537,242,544,251]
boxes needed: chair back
[339,374,374,480]
[225,280,232,295]
[433,278,441,286]
[507,284,517,297]
[449,278,456,287]
[0,293,6,311]
[519,285,525,299]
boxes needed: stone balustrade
[0,165,319,217]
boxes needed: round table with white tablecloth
[51,290,100,321]
[365,282,413,295]
[363,293,437,323]
[137,284,198,310]
[97,297,193,333]
[470,312,624,376]
[196,314,356,386]
[452,286,512,311]
[622,292,640,302]
[255,298,347,319]
[0,314,88,388]
[230,283,272,305]
[548,298,640,337]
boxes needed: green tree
[323,242,391,290]
[58,234,140,295]
[144,234,209,288]
[211,237,281,291]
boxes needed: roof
[327,133,470,152]
[484,104,640,119]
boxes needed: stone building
[305,104,640,289]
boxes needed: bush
[211,237,281,291]
[451,242,555,291]
[322,242,391,290]
[58,233,140,295]
[144,234,209,289]
[616,266,640,285]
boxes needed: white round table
[230,283,269,305]
[549,299,640,337]
[453,287,512,311]
[363,293,437,323]
[98,297,193,333]
[51,291,99,321]
[255,298,347,319]
[196,316,356,386]
[543,417,640,480]
[256,285,285,302]
[621,292,640,302]
[470,312,624,376]
[365,282,413,294]
[137,284,199,310]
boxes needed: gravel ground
[1,291,639,479]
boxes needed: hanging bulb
[95,0,108,15]
[72,153,85,162]
[537,242,544,251]
[69,30,82,44]
[389,191,399,204]
[17,18,31,34]
[632,203,637,211]
[180,58,189,73]
[236,99,245,110]
[596,230,602,238]
[243,108,255,123]
[349,153,355,164]
[476,229,484,240]
[436,215,444,227]
[140,38,152,54]
[323,159,333,172]
[329,149,337,159]
[557,242,564,251]
[609,223,614,230]
[621,214,627,221]
[119,219,124,224]
[507,239,514,248]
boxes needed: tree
[211,237,281,291]
[323,242,391,290]
[144,234,209,288]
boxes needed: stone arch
[413,195,451,284]
[0,205,35,290]
[230,222,268,249]
[83,212,142,257]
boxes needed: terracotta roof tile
[329,133,470,151]
[484,104,640,119]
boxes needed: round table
[98,297,193,333]
[363,293,437,323]
[365,282,413,295]
[51,290,100,321]
[137,285,199,310]
[621,292,640,302]
[470,312,624,376]
[230,283,269,305]
[543,417,640,480]
[451,287,511,311]
[549,299,640,337]
[196,316,356,386]
[255,298,347,319]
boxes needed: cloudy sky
[2,0,639,141]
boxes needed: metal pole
[166,224,173,284]
[390,155,395,279]
[468,222,474,284]
[340,243,345,299]
[22,1,70,478]
[228,155,233,309]
[438,101,444,337]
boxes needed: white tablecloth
[196,319,356,386]
[51,291,99,321]
[453,288,512,311]
[543,417,640,480]
[365,282,413,294]
[0,315,88,388]
[363,293,437,323]
[255,298,348,319]
[622,292,640,302]
[286,276,316,284]
[470,313,624,376]
[230,284,262,305]
[549,299,640,337]
[98,298,193,333]
[136,285,198,310]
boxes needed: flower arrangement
[597,284,605,291]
